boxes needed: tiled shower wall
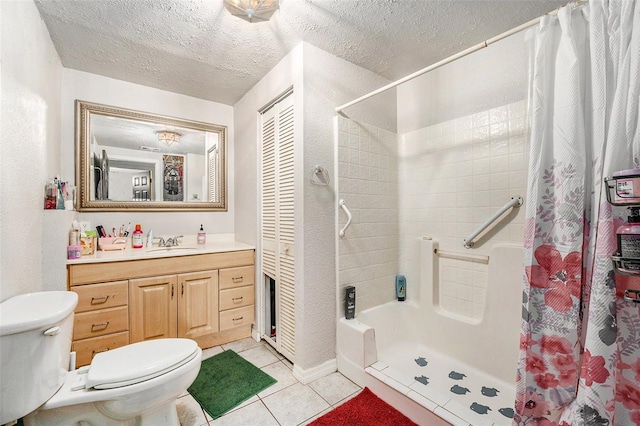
[398,100,527,319]
[337,100,527,320]
[337,117,399,314]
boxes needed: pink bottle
[617,207,640,259]
[132,224,144,248]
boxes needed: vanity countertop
[67,234,255,265]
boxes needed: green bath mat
[188,349,277,419]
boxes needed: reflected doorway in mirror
[163,154,185,202]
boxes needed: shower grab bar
[464,196,523,249]
[434,248,489,264]
[339,199,352,238]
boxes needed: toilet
[0,291,202,425]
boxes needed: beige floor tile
[228,395,259,413]
[210,401,279,426]
[238,345,280,368]
[262,383,330,425]
[258,360,299,398]
[262,342,284,360]
[280,356,294,371]
[221,337,262,353]
[176,394,211,426]
[202,345,224,360]
[300,406,333,425]
[308,372,361,405]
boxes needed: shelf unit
[604,176,640,304]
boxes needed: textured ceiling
[35,0,566,106]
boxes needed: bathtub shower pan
[337,239,523,426]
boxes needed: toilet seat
[85,338,199,390]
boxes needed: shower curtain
[515,1,640,425]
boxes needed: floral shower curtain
[515,1,640,425]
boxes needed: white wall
[397,31,528,134]
[298,43,395,370]
[234,41,393,373]
[1,0,66,301]
[61,69,235,237]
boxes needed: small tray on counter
[98,237,128,251]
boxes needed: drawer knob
[232,276,244,283]
[232,316,244,322]
[232,297,244,303]
[91,296,109,305]
[91,322,109,331]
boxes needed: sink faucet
[165,236,183,247]
[155,235,183,247]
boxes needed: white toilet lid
[85,338,199,390]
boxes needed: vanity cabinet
[129,270,219,343]
[68,249,254,367]
[219,266,255,331]
[70,280,130,367]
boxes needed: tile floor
[176,338,362,426]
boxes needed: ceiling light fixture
[223,0,279,23]
[157,131,181,147]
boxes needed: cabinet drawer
[219,286,254,311]
[219,266,254,290]
[72,331,129,367]
[73,281,128,312]
[73,306,129,340]
[219,305,254,331]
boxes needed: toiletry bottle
[132,224,144,249]
[146,229,153,247]
[345,286,356,319]
[618,207,640,264]
[396,274,406,301]
[198,224,206,244]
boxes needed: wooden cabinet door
[130,275,178,343]
[178,270,219,340]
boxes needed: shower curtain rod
[335,0,588,115]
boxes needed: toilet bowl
[0,291,202,426]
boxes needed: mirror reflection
[76,100,226,211]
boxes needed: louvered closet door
[261,92,295,361]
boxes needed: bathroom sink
[146,246,198,254]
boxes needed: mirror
[76,100,227,211]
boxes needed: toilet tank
[0,291,78,424]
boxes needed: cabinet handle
[171,284,174,298]
[232,276,244,283]
[91,296,109,305]
[91,322,109,331]
[232,316,244,322]
[232,297,244,304]
[92,348,109,356]
[181,284,184,296]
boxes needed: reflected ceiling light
[223,0,279,23]
[157,131,181,147]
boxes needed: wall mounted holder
[310,165,330,186]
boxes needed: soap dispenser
[198,224,206,244]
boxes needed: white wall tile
[339,121,400,314]
[399,101,527,319]
[340,101,527,320]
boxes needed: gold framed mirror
[76,100,227,211]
